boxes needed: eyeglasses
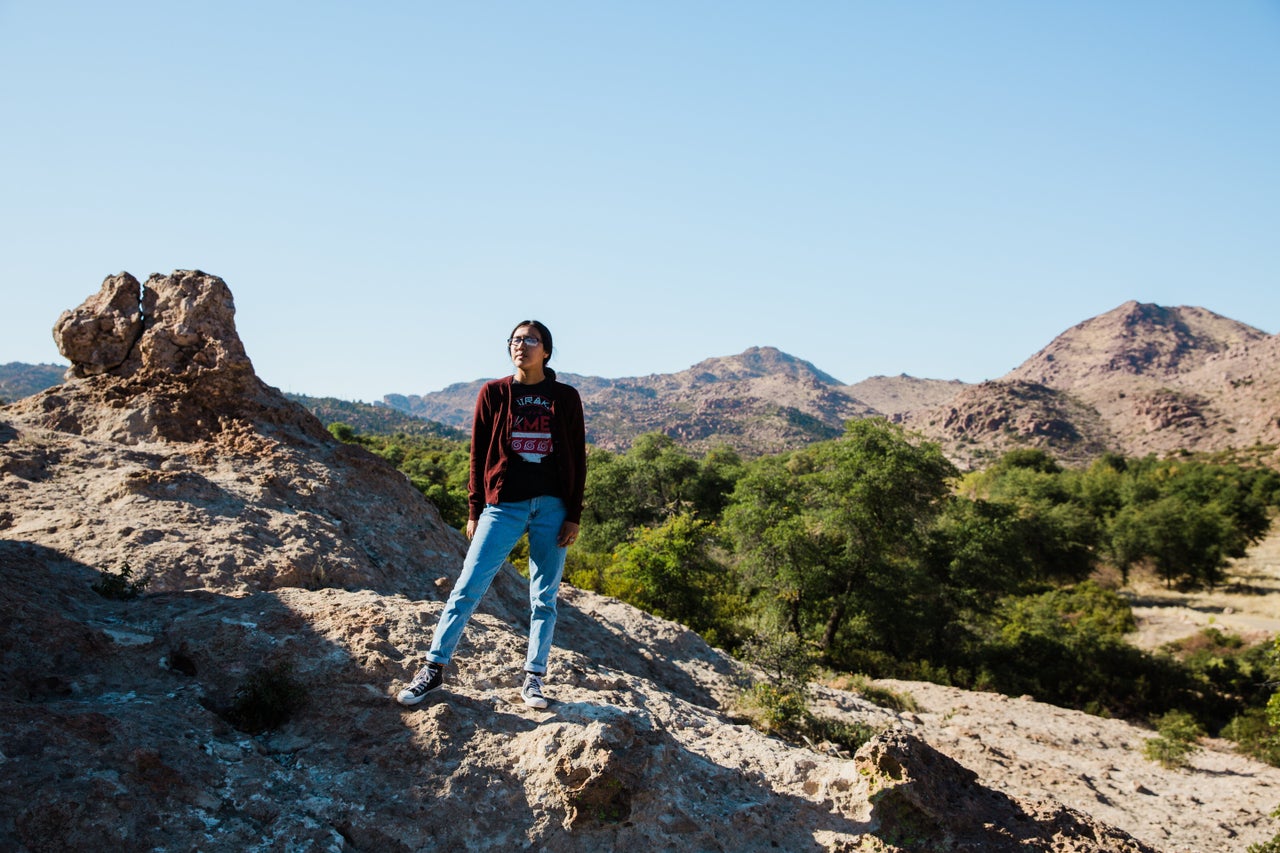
[508,336,541,348]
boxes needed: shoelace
[525,675,544,694]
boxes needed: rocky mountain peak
[1006,300,1269,390]
[684,346,844,386]
[898,300,1279,468]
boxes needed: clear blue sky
[3,2,1277,402]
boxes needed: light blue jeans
[426,495,568,675]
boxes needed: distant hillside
[385,301,1279,467]
[15,298,1270,466]
[386,347,887,455]
[903,302,1280,468]
[287,394,464,440]
[0,362,64,403]
[842,374,968,417]
[385,380,488,431]
[580,347,877,454]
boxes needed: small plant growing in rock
[224,661,308,734]
[803,715,879,757]
[91,562,151,600]
[737,632,884,756]
[1142,709,1204,769]
[738,632,814,734]
[826,673,920,713]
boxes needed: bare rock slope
[2,272,1278,851]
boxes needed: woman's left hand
[558,521,580,548]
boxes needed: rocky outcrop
[53,272,145,377]
[903,380,1114,469]
[0,536,1187,853]
[32,269,316,446]
[55,270,253,384]
[856,732,1156,852]
[4,270,462,595]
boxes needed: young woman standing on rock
[396,320,586,709]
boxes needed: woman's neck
[513,365,546,385]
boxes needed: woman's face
[509,324,546,371]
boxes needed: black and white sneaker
[397,663,444,706]
[521,672,549,709]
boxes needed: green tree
[1103,456,1279,587]
[725,419,956,667]
[914,496,1058,664]
[580,433,742,554]
[606,512,736,643]
[1108,495,1235,587]
[961,450,1099,583]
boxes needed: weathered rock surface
[3,272,1278,852]
[53,272,145,376]
[7,270,460,595]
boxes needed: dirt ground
[1122,525,1280,650]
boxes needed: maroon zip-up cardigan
[466,375,587,525]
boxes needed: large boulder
[53,272,145,377]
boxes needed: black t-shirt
[498,379,563,503]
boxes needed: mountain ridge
[380,302,1278,464]
[5,300,1276,466]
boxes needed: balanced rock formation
[6,270,462,595]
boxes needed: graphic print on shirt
[511,391,554,463]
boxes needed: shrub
[740,682,809,733]
[1223,708,1280,767]
[224,661,308,734]
[737,632,814,732]
[736,633,884,755]
[825,673,919,713]
[1142,710,1204,769]
[92,563,150,600]
[803,715,879,756]
[327,422,357,443]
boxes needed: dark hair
[509,320,555,378]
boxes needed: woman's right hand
[466,519,478,540]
